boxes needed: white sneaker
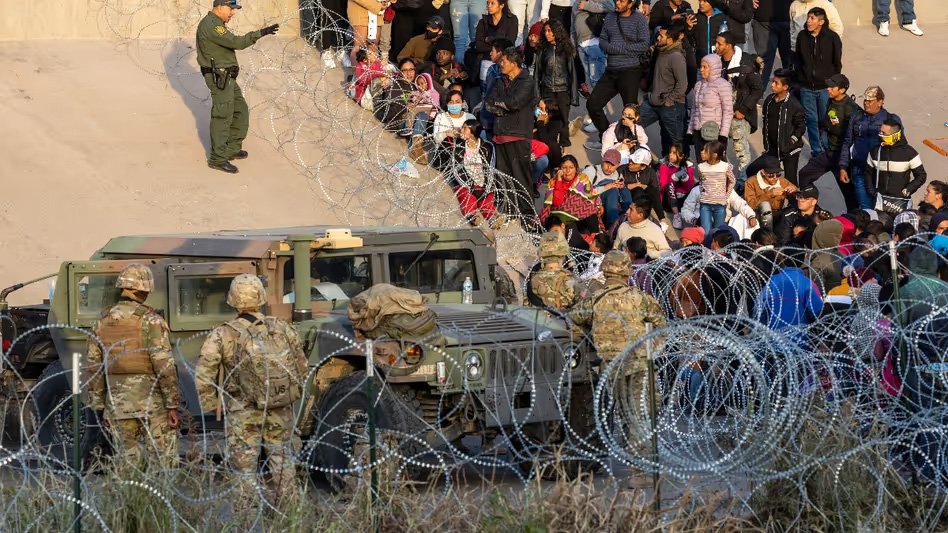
[672,213,683,229]
[583,141,602,151]
[582,122,598,134]
[878,21,890,36]
[902,20,924,36]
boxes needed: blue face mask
[447,103,463,114]
[534,107,543,118]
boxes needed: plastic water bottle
[462,277,473,304]
[720,20,729,33]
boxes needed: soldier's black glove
[260,24,280,36]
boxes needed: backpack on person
[227,314,302,409]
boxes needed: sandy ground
[0,22,946,305]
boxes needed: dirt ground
[0,18,946,305]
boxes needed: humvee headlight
[464,351,483,380]
[405,344,424,365]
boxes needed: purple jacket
[687,54,733,137]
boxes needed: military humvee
[0,226,596,483]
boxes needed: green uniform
[87,299,180,466]
[196,11,262,164]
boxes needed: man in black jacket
[484,46,539,227]
[797,74,859,195]
[751,0,793,85]
[866,119,927,215]
[716,30,763,185]
[795,7,842,158]
[749,68,805,185]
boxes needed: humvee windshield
[389,249,477,293]
[282,255,372,303]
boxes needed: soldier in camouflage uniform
[195,274,308,507]
[87,264,180,467]
[529,232,579,311]
[569,251,666,448]
[196,0,279,173]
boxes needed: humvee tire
[308,371,433,492]
[32,360,103,464]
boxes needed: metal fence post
[364,339,378,525]
[72,351,82,533]
[645,323,660,513]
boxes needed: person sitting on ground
[582,149,629,231]
[743,155,798,221]
[397,15,448,72]
[621,148,665,223]
[407,73,443,164]
[660,142,696,230]
[587,103,650,157]
[614,196,672,259]
[755,248,824,336]
[773,185,833,245]
[534,97,566,172]
[430,90,476,167]
[449,119,499,227]
[352,47,386,105]
[426,38,470,99]
[681,177,758,234]
[809,218,845,292]
[540,155,602,250]
[921,181,947,213]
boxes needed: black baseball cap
[759,155,783,174]
[214,0,242,8]
[825,74,849,90]
[427,15,445,29]
[799,185,820,199]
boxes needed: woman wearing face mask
[533,98,565,172]
[431,90,476,168]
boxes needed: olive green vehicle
[0,226,597,482]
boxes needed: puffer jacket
[866,135,927,198]
[688,54,733,137]
[761,92,805,157]
[789,0,844,51]
[838,107,902,170]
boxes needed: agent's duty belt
[200,66,240,78]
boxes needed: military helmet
[538,231,569,259]
[601,250,631,278]
[115,264,155,292]
[226,274,267,309]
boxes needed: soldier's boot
[229,150,249,160]
[208,160,239,173]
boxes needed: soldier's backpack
[226,314,302,409]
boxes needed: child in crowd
[351,48,386,106]
[696,140,736,234]
[659,142,696,229]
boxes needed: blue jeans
[699,203,726,234]
[639,100,687,156]
[578,44,606,88]
[532,154,549,187]
[412,112,431,136]
[875,0,917,24]
[799,87,829,155]
[600,186,633,229]
[851,164,874,209]
[450,0,487,55]
[751,20,793,84]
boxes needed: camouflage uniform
[195,275,308,507]
[86,265,179,467]
[569,251,666,446]
[530,232,579,311]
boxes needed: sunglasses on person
[762,171,783,179]
[621,114,637,121]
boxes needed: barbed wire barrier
[2,239,948,530]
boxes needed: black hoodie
[795,27,842,90]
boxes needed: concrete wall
[0,0,302,40]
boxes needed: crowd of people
[336,0,937,251]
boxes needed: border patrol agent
[197,0,279,173]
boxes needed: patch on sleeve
[215,25,227,35]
